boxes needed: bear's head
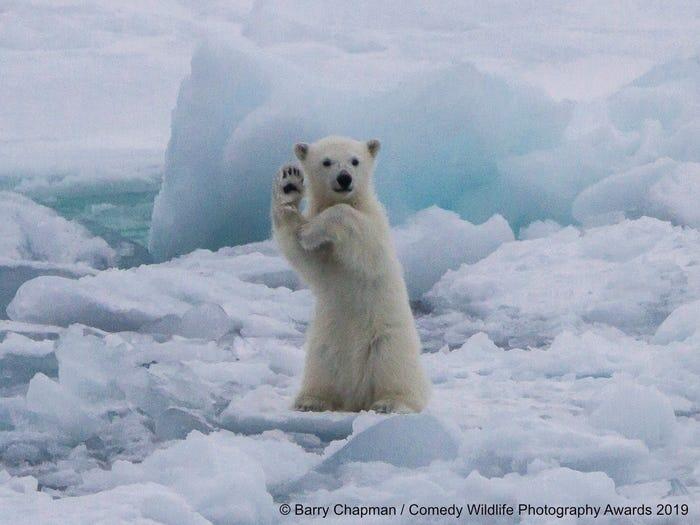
[294,136,380,210]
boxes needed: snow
[0,191,117,317]
[498,55,700,230]
[315,414,458,473]
[1,212,699,522]
[393,208,514,299]
[427,217,700,347]
[7,206,510,328]
[519,219,563,240]
[7,246,311,334]
[2,1,700,523]
[0,192,114,269]
[573,159,700,228]
[591,382,677,448]
[0,333,53,359]
[2,3,699,261]
[0,474,210,525]
[82,431,276,524]
[653,299,700,344]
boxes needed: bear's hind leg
[293,394,335,412]
[367,334,430,413]
[369,398,414,414]
[293,344,341,412]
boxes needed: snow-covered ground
[2,211,699,524]
[1,1,700,524]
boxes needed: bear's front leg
[271,164,304,219]
[271,164,309,264]
[298,203,355,251]
[298,220,333,251]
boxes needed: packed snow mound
[591,382,677,448]
[0,323,60,389]
[140,303,240,340]
[420,328,700,485]
[0,321,310,488]
[573,159,700,227]
[497,56,700,228]
[427,217,700,347]
[0,473,209,525]
[608,56,700,148]
[0,191,117,316]
[7,247,311,334]
[3,4,700,521]
[300,465,624,525]
[0,191,115,269]
[2,267,699,519]
[87,428,312,510]
[0,332,54,359]
[317,414,458,472]
[82,431,275,525]
[393,208,513,298]
[9,207,511,327]
[149,41,567,260]
[653,299,700,344]
[518,219,563,240]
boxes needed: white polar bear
[271,135,430,413]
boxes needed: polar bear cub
[271,135,429,413]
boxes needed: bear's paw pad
[275,164,304,204]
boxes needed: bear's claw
[281,165,301,179]
[294,396,333,412]
[370,399,414,414]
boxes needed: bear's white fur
[271,136,429,413]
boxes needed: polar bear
[271,136,430,413]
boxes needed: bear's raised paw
[274,164,304,206]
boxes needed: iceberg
[148,41,567,260]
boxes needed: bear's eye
[322,158,332,167]
[351,157,359,166]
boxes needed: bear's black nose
[336,171,352,189]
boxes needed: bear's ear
[294,143,309,161]
[367,139,381,158]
